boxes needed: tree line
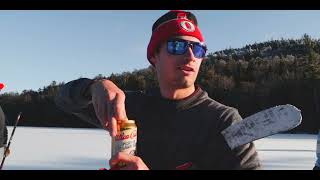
[1,34,319,133]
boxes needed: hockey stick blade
[221,104,302,150]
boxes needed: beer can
[111,120,137,156]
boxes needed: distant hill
[207,33,320,62]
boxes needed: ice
[2,126,317,170]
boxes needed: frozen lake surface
[2,126,317,170]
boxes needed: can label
[111,120,137,156]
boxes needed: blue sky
[1,10,320,94]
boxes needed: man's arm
[3,123,7,147]
[223,108,261,169]
[55,78,143,135]
[0,106,6,147]
[54,78,101,128]
[195,108,261,170]
[219,108,261,170]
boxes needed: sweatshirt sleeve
[54,78,144,129]
[3,125,8,146]
[0,106,6,147]
[195,107,262,170]
[217,108,262,170]
[54,78,102,128]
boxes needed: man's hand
[109,152,149,170]
[4,146,10,157]
[90,79,128,137]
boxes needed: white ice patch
[0,147,4,160]
[1,127,317,170]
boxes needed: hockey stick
[222,104,302,150]
[0,112,22,170]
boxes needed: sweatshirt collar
[146,85,209,111]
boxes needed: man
[55,10,261,170]
[0,83,9,160]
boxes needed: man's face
[151,36,204,89]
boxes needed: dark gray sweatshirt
[55,78,261,170]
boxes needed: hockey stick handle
[0,112,22,170]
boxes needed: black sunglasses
[167,39,207,58]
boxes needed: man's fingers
[108,93,127,137]
[92,82,112,130]
[111,116,118,137]
[109,152,138,167]
[114,93,128,121]
[109,152,149,170]
[91,80,127,137]
[104,100,111,129]
[92,98,108,130]
[106,97,115,134]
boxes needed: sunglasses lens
[168,40,187,55]
[192,44,206,58]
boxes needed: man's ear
[150,56,158,66]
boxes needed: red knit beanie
[147,10,204,65]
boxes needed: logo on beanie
[180,21,195,32]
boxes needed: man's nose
[184,47,196,63]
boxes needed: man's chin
[173,78,195,89]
